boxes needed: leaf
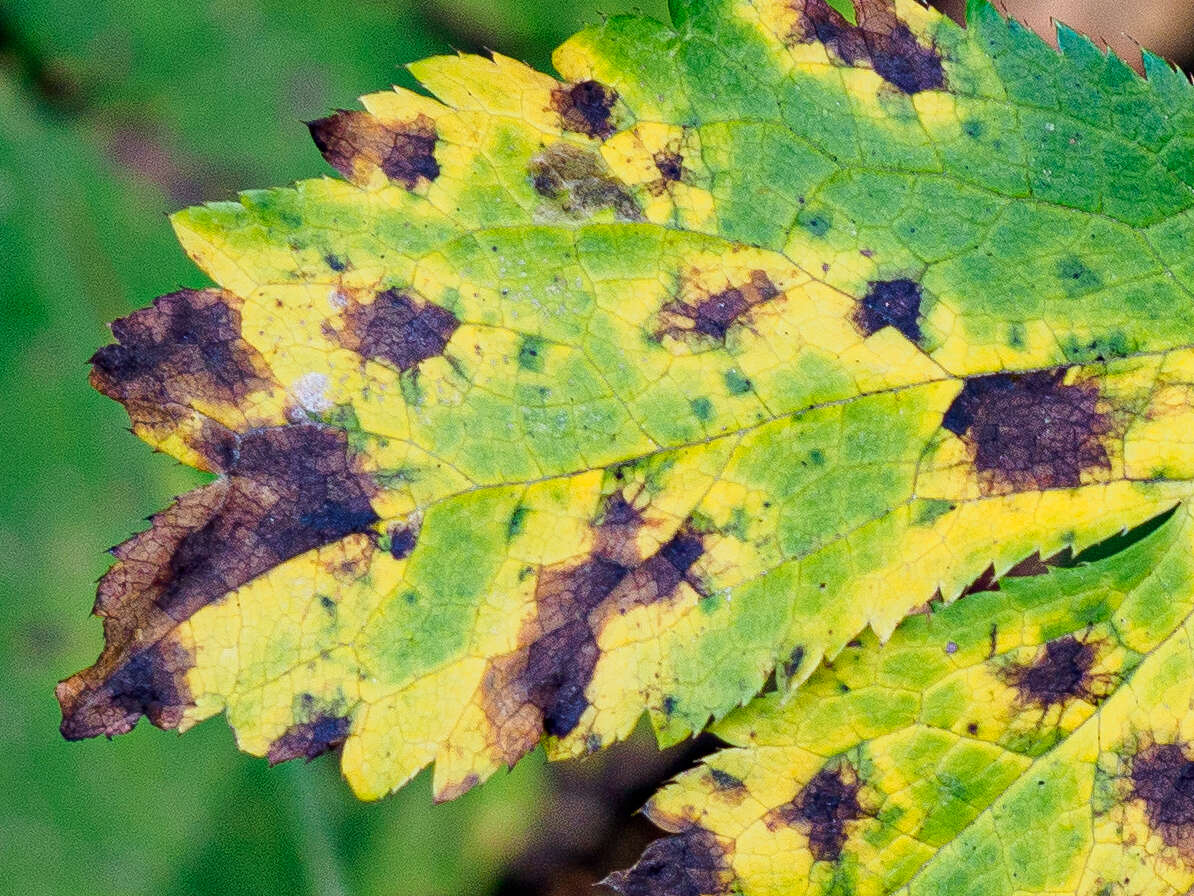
[611,506,1194,895]
[57,0,1194,806]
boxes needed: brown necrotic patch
[482,495,707,763]
[1131,742,1194,855]
[769,761,865,863]
[708,767,748,805]
[1000,635,1103,710]
[603,827,732,896]
[942,369,1113,493]
[387,520,420,560]
[58,640,193,741]
[91,288,278,469]
[551,80,618,139]
[791,0,945,94]
[308,110,439,189]
[268,712,351,765]
[341,288,459,373]
[529,142,642,221]
[854,278,924,343]
[653,149,684,184]
[57,423,380,740]
[657,271,781,346]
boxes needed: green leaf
[612,505,1194,894]
[57,0,1194,820]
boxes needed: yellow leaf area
[615,505,1194,896]
[58,0,1194,805]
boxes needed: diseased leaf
[613,506,1194,895]
[57,0,1194,811]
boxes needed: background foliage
[2,2,1190,894]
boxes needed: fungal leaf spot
[769,762,865,862]
[854,278,924,343]
[653,149,684,184]
[943,370,1112,493]
[1001,635,1101,710]
[1131,742,1194,855]
[792,0,946,94]
[341,288,459,373]
[551,80,619,139]
[603,827,731,896]
[65,0,1194,875]
[387,522,420,560]
[57,424,379,739]
[622,507,1194,892]
[657,271,781,346]
[530,142,642,220]
[90,289,278,468]
[482,495,707,765]
[309,111,439,189]
[268,713,351,765]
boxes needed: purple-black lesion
[999,635,1106,710]
[792,0,946,95]
[268,712,352,764]
[308,111,440,189]
[604,826,732,896]
[854,278,924,343]
[943,369,1113,493]
[767,760,866,863]
[656,271,782,346]
[341,288,459,373]
[551,80,619,139]
[480,494,709,765]
[1130,741,1194,857]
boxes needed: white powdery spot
[291,372,333,414]
[328,288,349,310]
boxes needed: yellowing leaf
[612,507,1194,895]
[58,0,1194,811]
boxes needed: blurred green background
[1,2,1190,895]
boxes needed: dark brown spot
[156,425,378,618]
[793,0,945,94]
[854,278,923,343]
[91,289,278,470]
[482,497,705,761]
[342,288,458,373]
[529,143,642,221]
[1002,635,1100,710]
[388,523,419,560]
[657,271,781,345]
[621,527,707,609]
[267,713,351,764]
[784,645,806,679]
[603,827,731,896]
[770,762,864,862]
[653,149,684,184]
[551,80,618,139]
[308,110,439,189]
[435,772,481,803]
[58,640,192,740]
[1131,742,1194,855]
[57,424,379,740]
[943,369,1113,493]
[710,767,746,793]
